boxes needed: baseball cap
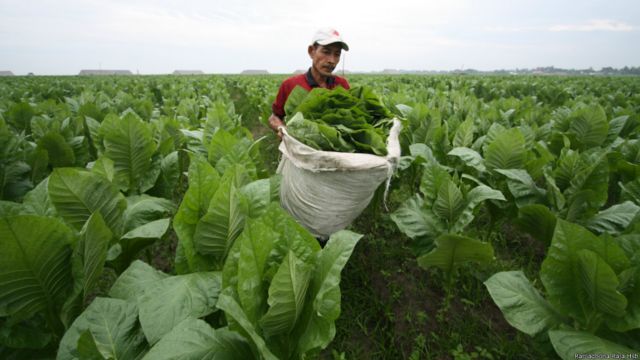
[311,28,349,51]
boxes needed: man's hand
[268,114,285,140]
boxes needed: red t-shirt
[272,69,350,118]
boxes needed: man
[268,28,350,138]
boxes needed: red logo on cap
[332,30,340,36]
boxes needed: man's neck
[309,67,332,88]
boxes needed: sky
[0,0,638,75]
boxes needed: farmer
[268,27,350,138]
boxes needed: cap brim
[316,39,349,51]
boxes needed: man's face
[308,43,342,77]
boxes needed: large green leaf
[453,117,475,148]
[260,251,312,337]
[22,177,57,217]
[484,271,563,336]
[433,180,465,225]
[174,154,221,274]
[240,177,280,220]
[451,185,505,233]
[57,297,147,360]
[586,201,640,235]
[576,249,627,317]
[568,104,609,149]
[48,168,126,237]
[137,272,222,345]
[419,163,450,205]
[36,132,75,168]
[484,128,525,170]
[390,195,443,240]
[123,195,176,233]
[216,288,279,360]
[417,234,494,273]
[113,218,171,272]
[296,231,362,355]
[236,218,276,326]
[142,319,252,360]
[109,260,169,301]
[68,213,111,312]
[0,216,73,333]
[564,152,609,216]
[549,330,635,360]
[447,147,486,173]
[193,171,247,262]
[607,266,640,332]
[90,155,116,183]
[515,204,557,245]
[99,111,157,194]
[541,220,630,322]
[494,168,546,207]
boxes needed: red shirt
[272,68,350,118]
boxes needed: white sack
[277,118,402,238]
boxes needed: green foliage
[285,86,393,155]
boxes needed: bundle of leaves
[284,86,394,155]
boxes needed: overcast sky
[1,0,638,75]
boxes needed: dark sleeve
[272,82,288,118]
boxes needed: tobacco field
[0,74,639,359]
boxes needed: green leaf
[90,156,115,183]
[448,147,486,173]
[433,180,465,225]
[515,204,557,245]
[417,234,494,273]
[57,297,147,360]
[113,218,170,271]
[451,185,505,233]
[0,216,73,331]
[75,213,112,301]
[109,260,169,301]
[75,330,104,360]
[586,201,640,235]
[48,168,126,237]
[390,195,443,241]
[541,220,630,322]
[485,128,525,170]
[236,218,276,326]
[137,272,222,345]
[576,249,627,317]
[484,271,562,336]
[296,231,361,355]
[193,171,247,263]
[240,177,279,220]
[174,154,221,274]
[548,330,635,360]
[568,105,609,149]
[36,132,75,168]
[216,288,279,360]
[99,111,157,194]
[420,163,450,205]
[607,266,640,332]
[284,86,309,117]
[123,195,176,233]
[142,319,253,360]
[494,169,546,207]
[22,177,57,217]
[453,117,475,148]
[260,251,312,337]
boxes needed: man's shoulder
[281,73,308,88]
[334,75,350,88]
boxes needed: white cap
[311,28,349,51]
